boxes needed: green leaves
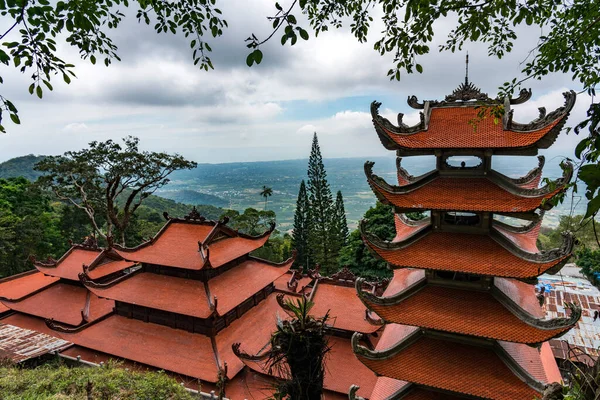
[246,49,263,67]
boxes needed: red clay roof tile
[209,258,291,315]
[377,107,561,149]
[0,313,59,336]
[365,231,567,278]
[357,335,541,400]
[310,282,380,334]
[372,176,562,212]
[59,315,220,382]
[0,284,113,326]
[115,222,269,270]
[88,259,136,280]
[369,377,409,400]
[216,294,285,378]
[494,222,541,253]
[325,336,378,397]
[86,272,212,318]
[363,284,570,343]
[0,271,58,300]
[35,248,101,281]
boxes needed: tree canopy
[35,136,197,245]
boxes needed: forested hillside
[0,155,46,181]
[0,176,223,278]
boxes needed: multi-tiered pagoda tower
[351,79,581,399]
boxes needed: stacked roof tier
[366,157,572,213]
[361,216,574,279]
[354,80,579,399]
[371,88,576,155]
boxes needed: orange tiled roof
[376,107,561,149]
[364,231,567,279]
[115,222,270,270]
[393,215,429,242]
[35,248,100,281]
[216,294,287,378]
[310,282,380,334]
[209,258,291,315]
[398,388,470,400]
[494,221,542,253]
[494,278,545,318]
[0,284,114,326]
[273,272,314,294]
[382,269,425,297]
[88,259,136,280]
[356,335,541,400]
[58,314,220,382]
[363,284,571,344]
[371,176,562,212]
[369,377,409,400]
[0,271,58,300]
[0,312,63,336]
[86,272,212,319]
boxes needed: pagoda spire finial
[465,52,469,86]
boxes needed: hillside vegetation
[0,155,46,181]
[0,362,195,400]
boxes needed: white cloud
[63,123,90,133]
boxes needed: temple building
[350,78,581,399]
[0,209,382,398]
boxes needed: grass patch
[0,361,196,400]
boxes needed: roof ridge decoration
[348,385,366,400]
[78,267,139,289]
[396,213,430,227]
[46,311,113,334]
[365,161,438,194]
[249,250,298,268]
[493,211,545,234]
[371,101,425,135]
[185,206,204,221]
[360,218,432,251]
[445,81,491,103]
[499,156,545,187]
[395,157,434,184]
[488,160,573,198]
[28,255,58,268]
[491,227,574,265]
[507,90,577,133]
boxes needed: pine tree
[306,132,335,273]
[332,190,349,254]
[291,180,310,271]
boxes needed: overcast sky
[0,1,591,164]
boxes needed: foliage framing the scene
[0,0,227,132]
[268,295,329,400]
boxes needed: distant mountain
[157,189,228,208]
[0,154,46,181]
[0,153,585,228]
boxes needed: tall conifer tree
[291,180,310,271]
[332,190,349,251]
[306,133,335,273]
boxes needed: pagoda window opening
[443,212,480,226]
[444,156,483,170]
